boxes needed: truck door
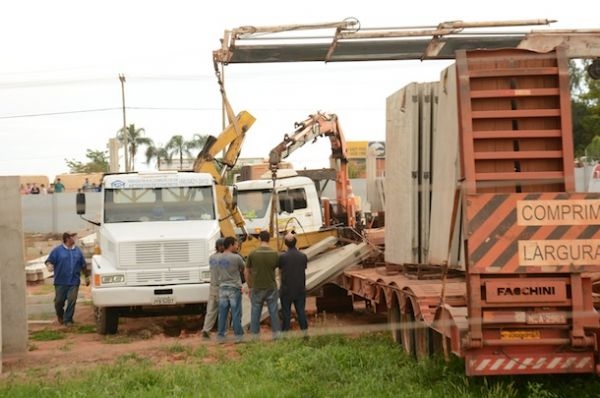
[277,186,321,233]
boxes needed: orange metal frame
[457,49,600,375]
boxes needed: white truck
[77,171,220,334]
[236,169,324,235]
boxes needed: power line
[0,106,220,119]
[0,108,119,119]
[0,104,382,120]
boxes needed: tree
[570,60,600,160]
[585,135,600,162]
[65,149,110,173]
[117,124,152,171]
[145,141,171,170]
[189,133,209,151]
[165,134,208,170]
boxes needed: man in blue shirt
[45,232,89,327]
[213,236,245,343]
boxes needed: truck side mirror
[76,193,86,215]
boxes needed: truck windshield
[103,186,215,223]
[237,189,272,220]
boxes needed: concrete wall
[0,177,28,355]
[21,192,102,234]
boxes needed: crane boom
[213,19,600,64]
[268,111,356,227]
[193,62,256,238]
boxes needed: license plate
[527,312,567,325]
[500,330,540,340]
[152,296,175,305]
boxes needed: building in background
[347,141,385,178]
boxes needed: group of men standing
[202,230,308,343]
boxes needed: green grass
[29,329,64,341]
[2,333,600,397]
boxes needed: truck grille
[119,240,207,268]
[130,269,202,284]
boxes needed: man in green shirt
[245,230,280,339]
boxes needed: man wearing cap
[201,237,225,339]
[45,232,89,327]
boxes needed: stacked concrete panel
[385,83,420,265]
[427,65,465,270]
[366,146,385,214]
[385,66,465,270]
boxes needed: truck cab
[236,170,323,235]
[80,171,221,334]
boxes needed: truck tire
[95,306,119,335]
[400,304,416,358]
[388,298,401,345]
[414,319,432,360]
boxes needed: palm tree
[165,135,198,170]
[189,133,209,152]
[117,124,152,171]
[145,141,171,170]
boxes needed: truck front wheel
[95,306,119,335]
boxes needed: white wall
[21,192,102,234]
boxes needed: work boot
[201,330,210,339]
[57,315,63,325]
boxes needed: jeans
[217,285,244,340]
[202,285,219,333]
[250,288,280,336]
[54,284,80,324]
[280,294,308,332]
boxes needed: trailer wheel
[388,299,401,345]
[400,305,416,357]
[95,306,119,335]
[414,319,432,360]
[430,329,452,360]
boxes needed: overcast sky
[1,1,597,180]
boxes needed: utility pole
[119,74,129,172]
[108,138,120,172]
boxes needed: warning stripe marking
[467,193,600,273]
[468,355,594,374]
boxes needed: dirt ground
[4,233,386,378]
[2,278,386,379]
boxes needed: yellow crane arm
[193,62,256,238]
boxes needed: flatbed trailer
[213,18,600,376]
[339,48,600,376]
